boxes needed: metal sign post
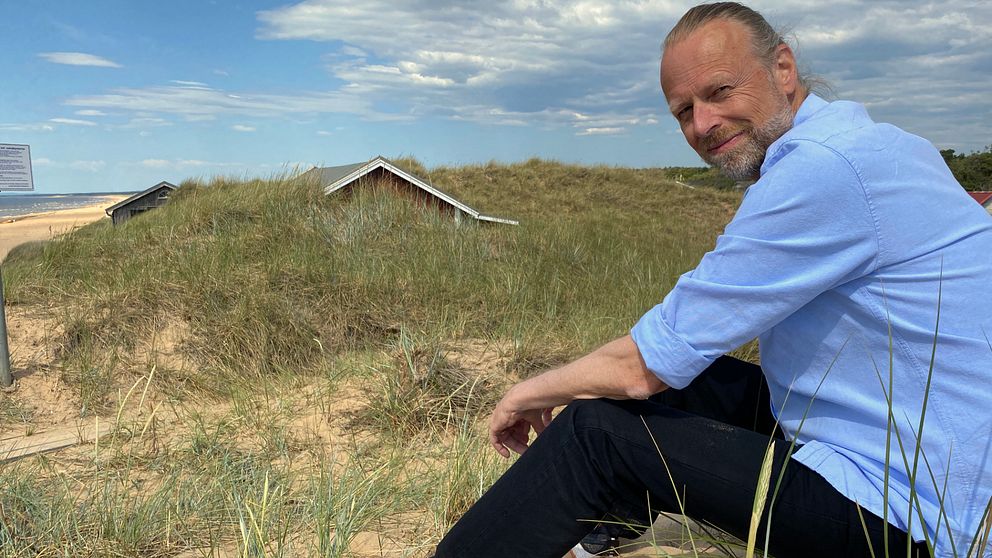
[0,268,12,387]
[0,143,34,387]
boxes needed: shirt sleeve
[631,140,881,388]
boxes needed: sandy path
[0,195,128,261]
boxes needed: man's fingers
[503,432,530,455]
[490,426,530,458]
[490,434,511,458]
[489,405,553,458]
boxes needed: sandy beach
[0,195,128,261]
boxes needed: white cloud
[255,0,674,53]
[578,127,625,136]
[19,158,103,171]
[251,0,991,151]
[231,124,256,132]
[75,109,107,117]
[67,83,373,120]
[107,116,172,133]
[339,45,368,58]
[38,52,122,68]
[123,117,170,128]
[316,130,332,136]
[49,117,97,126]
[255,0,681,128]
[761,0,992,151]
[170,80,209,87]
[0,122,55,132]
[69,160,106,172]
[46,1,990,153]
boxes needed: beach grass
[0,160,744,556]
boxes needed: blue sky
[1,0,989,194]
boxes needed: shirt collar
[753,94,827,184]
[792,93,827,129]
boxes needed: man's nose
[693,103,720,138]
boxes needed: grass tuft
[0,161,741,555]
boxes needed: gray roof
[303,162,367,187]
[301,156,518,225]
[105,181,177,215]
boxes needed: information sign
[0,143,34,191]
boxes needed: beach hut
[105,181,177,226]
[301,156,518,225]
[968,191,992,215]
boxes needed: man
[433,3,992,558]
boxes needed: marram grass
[0,160,751,556]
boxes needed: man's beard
[701,100,794,182]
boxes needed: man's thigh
[582,397,921,557]
[651,355,780,437]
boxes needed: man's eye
[713,86,731,97]
[677,106,692,121]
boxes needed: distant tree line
[941,146,992,191]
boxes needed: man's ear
[773,43,799,96]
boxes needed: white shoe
[565,543,596,558]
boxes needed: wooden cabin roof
[105,181,177,215]
[301,156,518,225]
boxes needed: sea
[0,193,128,220]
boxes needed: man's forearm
[502,335,668,411]
[488,334,668,456]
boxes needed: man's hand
[489,391,554,458]
[485,335,665,458]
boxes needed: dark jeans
[434,356,930,558]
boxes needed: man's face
[661,19,796,181]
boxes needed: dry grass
[0,160,742,556]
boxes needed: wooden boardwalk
[0,421,113,463]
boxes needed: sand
[0,195,128,261]
[0,197,723,555]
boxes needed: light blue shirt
[631,94,992,557]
